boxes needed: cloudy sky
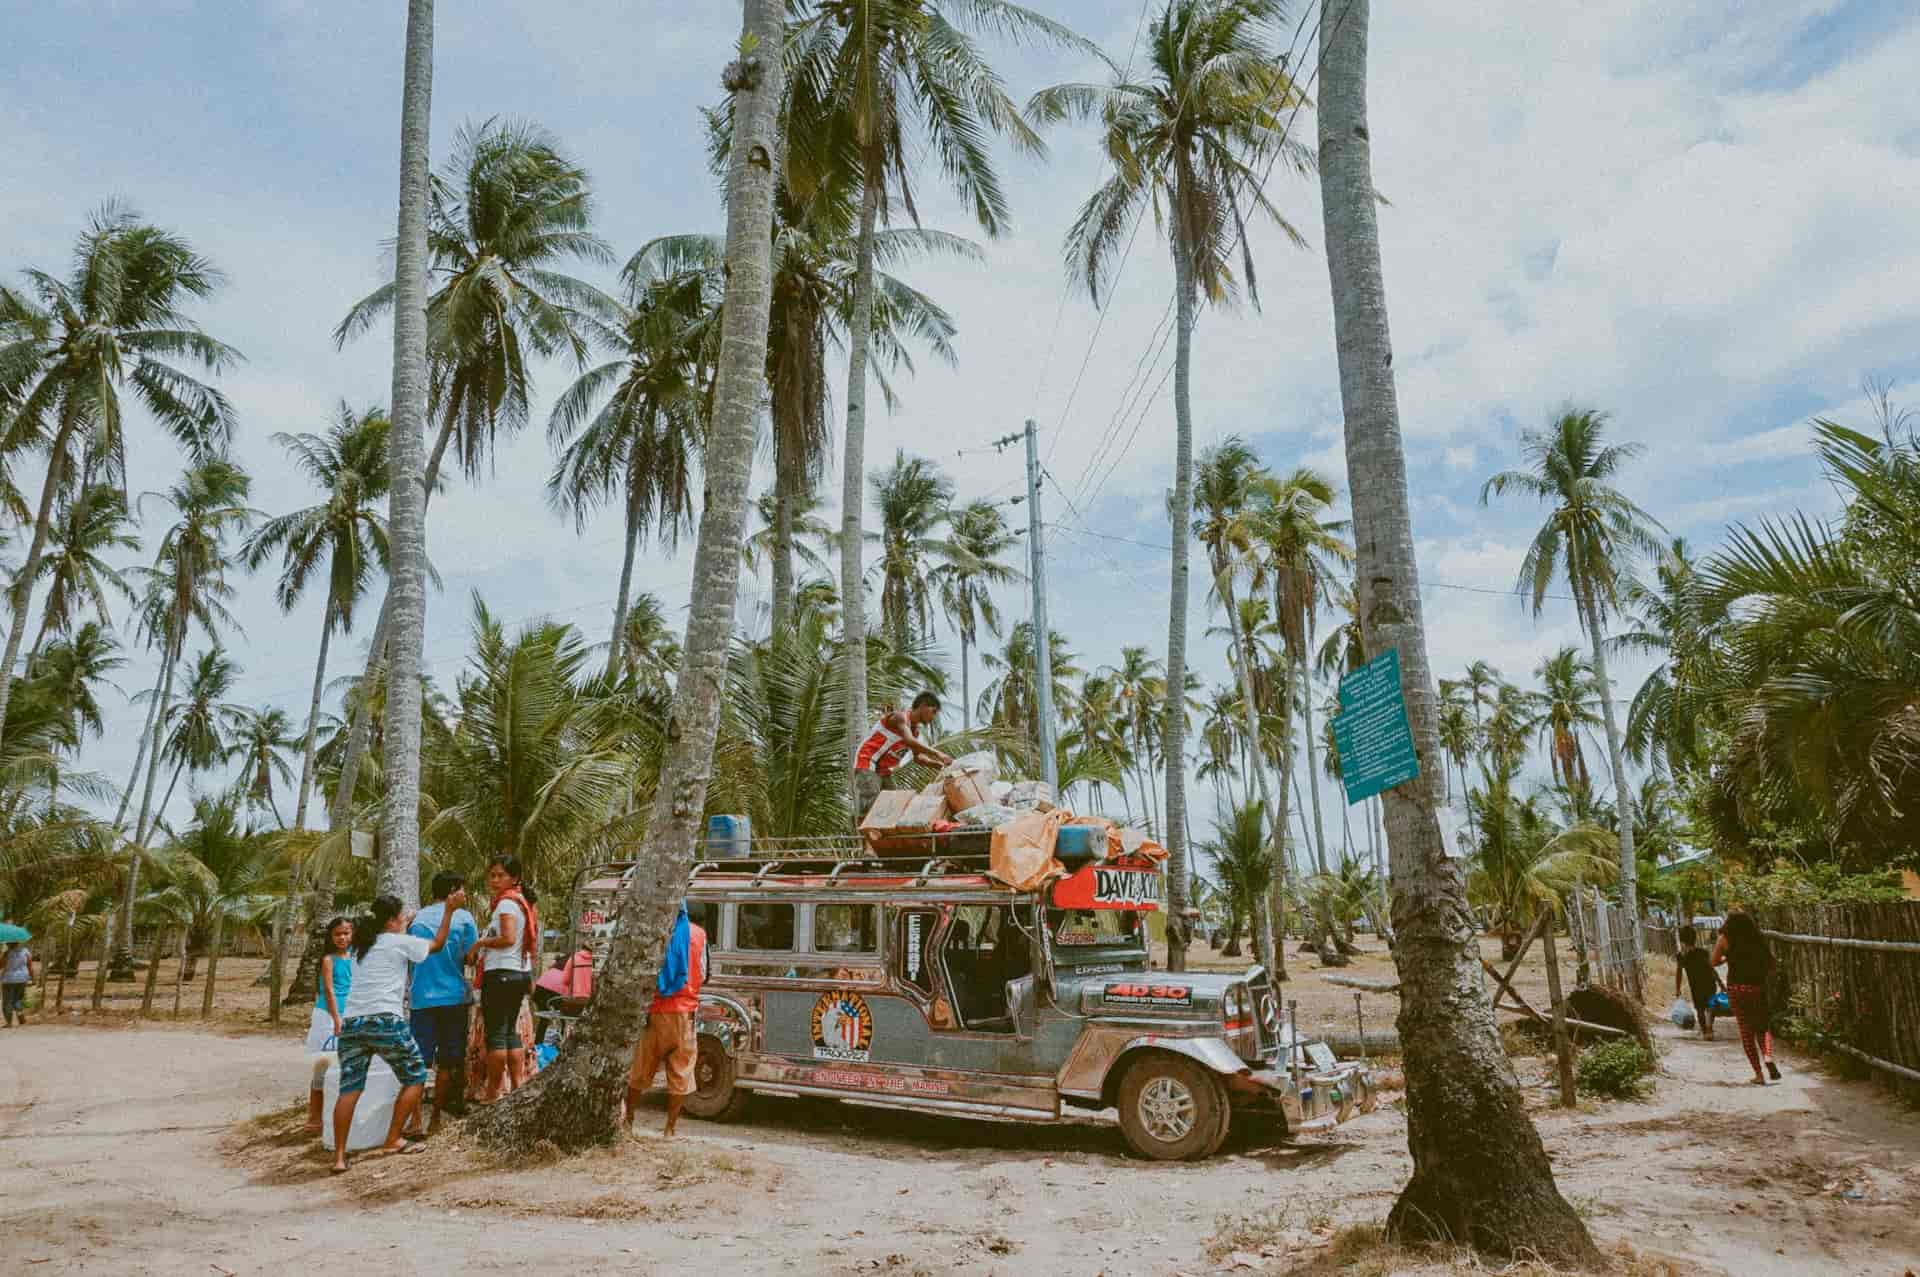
[6,0,1918,848]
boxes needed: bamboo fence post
[1542,916,1576,1107]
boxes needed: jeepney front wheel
[1116,1054,1227,1161]
[684,1034,749,1122]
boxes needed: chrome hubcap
[1138,1075,1197,1143]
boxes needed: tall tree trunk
[1161,232,1197,973]
[959,629,971,733]
[375,0,436,910]
[1581,592,1640,977]
[139,923,166,1016]
[293,616,334,830]
[0,423,75,760]
[1220,573,1286,980]
[840,144,882,817]
[112,652,169,830]
[1299,653,1330,876]
[90,912,112,1009]
[157,757,187,830]
[1317,4,1595,1261]
[465,0,783,1151]
[606,477,642,678]
[172,927,187,1018]
[769,452,796,635]
[115,631,181,975]
[200,915,224,1018]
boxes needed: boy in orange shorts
[625,902,707,1136]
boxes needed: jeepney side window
[815,904,878,954]
[897,909,937,996]
[687,899,720,946]
[737,902,795,950]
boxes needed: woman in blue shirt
[304,917,354,1133]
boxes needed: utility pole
[992,421,1058,791]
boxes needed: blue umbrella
[0,923,32,943]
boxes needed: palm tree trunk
[200,914,224,1018]
[375,0,436,910]
[1159,222,1197,975]
[292,616,333,830]
[0,422,75,759]
[112,652,169,831]
[140,924,166,1016]
[1298,653,1331,876]
[157,757,187,828]
[464,0,783,1152]
[1580,592,1640,975]
[115,630,181,975]
[1317,4,1595,1261]
[1221,575,1286,980]
[606,477,642,678]
[959,630,972,733]
[27,605,58,667]
[839,144,882,817]
[172,928,186,1018]
[769,462,796,637]
[90,913,112,1009]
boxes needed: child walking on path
[1712,910,1782,1085]
[1674,924,1722,1039]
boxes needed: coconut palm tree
[784,0,1091,824]
[615,592,681,697]
[232,706,298,829]
[1467,756,1618,960]
[1316,3,1597,1258]
[0,205,239,758]
[1032,3,1311,966]
[27,622,124,748]
[1532,647,1602,793]
[334,106,613,902]
[1193,437,1287,974]
[1614,538,1714,779]
[936,499,1023,733]
[639,194,975,633]
[868,452,961,652]
[242,405,393,831]
[26,484,140,662]
[1203,800,1273,963]
[1261,466,1350,879]
[109,459,254,975]
[1482,408,1664,947]
[466,1,785,1150]
[148,790,280,1016]
[153,646,247,823]
[977,622,1080,763]
[547,262,713,677]
[1435,688,1477,808]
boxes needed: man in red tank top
[852,691,952,827]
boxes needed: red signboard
[1050,861,1161,911]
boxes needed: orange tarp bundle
[988,808,1070,892]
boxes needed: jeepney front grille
[1248,973,1281,1061]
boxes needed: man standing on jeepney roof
[852,691,952,827]
[625,902,708,1137]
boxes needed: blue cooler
[706,814,752,859]
[1056,823,1098,867]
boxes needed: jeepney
[568,842,1373,1161]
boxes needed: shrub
[1577,1039,1654,1099]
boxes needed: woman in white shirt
[329,891,464,1173]
[467,855,538,1102]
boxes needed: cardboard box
[858,789,917,835]
[944,773,992,812]
[900,788,950,829]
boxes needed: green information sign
[1332,648,1420,804]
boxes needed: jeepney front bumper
[1228,1061,1375,1131]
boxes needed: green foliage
[1576,1039,1654,1100]
[1719,861,1907,907]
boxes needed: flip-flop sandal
[330,1163,351,1175]
[396,1141,429,1155]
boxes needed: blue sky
[6,0,1919,843]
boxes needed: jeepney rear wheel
[684,1034,749,1122]
[1116,1055,1226,1161]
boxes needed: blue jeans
[2,983,25,1023]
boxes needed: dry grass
[1216,1220,1706,1276]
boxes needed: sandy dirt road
[3,1019,1918,1275]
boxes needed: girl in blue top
[305,917,354,1133]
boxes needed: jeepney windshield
[1046,908,1146,952]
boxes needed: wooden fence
[1755,902,1920,1094]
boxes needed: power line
[1042,522,1583,603]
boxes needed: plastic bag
[955,802,1020,829]
[939,751,999,786]
[1005,779,1056,812]
[1709,991,1730,1013]
[320,1056,400,1152]
[988,808,1069,892]
[1668,997,1696,1029]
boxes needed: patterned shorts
[338,1013,430,1094]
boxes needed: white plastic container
[319,1054,402,1152]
